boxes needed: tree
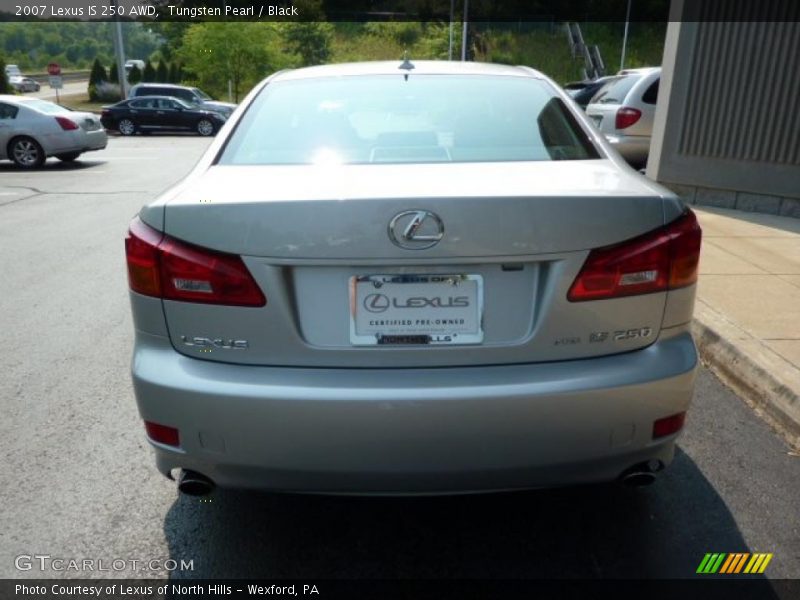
[179,23,290,102]
[282,22,334,67]
[88,58,108,101]
[156,61,168,83]
[0,56,9,94]
[128,65,142,85]
[109,62,119,84]
[143,60,156,82]
[168,61,179,84]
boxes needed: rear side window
[220,75,600,165]
[172,89,196,103]
[642,79,659,104]
[590,74,643,105]
[0,102,19,119]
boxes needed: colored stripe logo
[697,553,773,574]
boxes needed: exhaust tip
[619,460,663,487]
[177,469,215,496]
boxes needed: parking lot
[1,136,799,580]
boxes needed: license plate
[350,274,484,346]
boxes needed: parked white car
[585,67,661,167]
[4,64,40,92]
[0,96,107,168]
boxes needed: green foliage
[0,55,9,94]
[109,62,119,84]
[168,62,180,84]
[0,22,161,71]
[88,58,108,101]
[331,22,453,63]
[143,60,156,82]
[156,61,168,83]
[282,22,334,67]
[364,22,422,48]
[89,58,107,85]
[128,65,142,85]
[178,23,292,102]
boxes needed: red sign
[47,63,61,76]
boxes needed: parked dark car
[129,83,236,117]
[564,76,621,109]
[100,96,227,136]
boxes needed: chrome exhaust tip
[177,469,215,496]
[619,460,663,487]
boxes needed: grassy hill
[329,21,667,85]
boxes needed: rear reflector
[125,216,266,307]
[652,412,686,439]
[55,116,79,131]
[568,209,702,302]
[144,421,180,447]
[615,106,642,129]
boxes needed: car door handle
[156,111,165,114]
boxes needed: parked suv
[585,67,660,167]
[129,83,236,117]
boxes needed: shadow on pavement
[161,447,767,581]
[0,159,105,172]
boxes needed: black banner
[3,579,800,600]
[0,0,797,23]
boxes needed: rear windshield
[21,99,67,114]
[590,74,642,105]
[219,75,600,165]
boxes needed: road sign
[47,63,61,76]
[48,76,63,89]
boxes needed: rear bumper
[43,129,107,155]
[132,329,698,494]
[605,134,651,164]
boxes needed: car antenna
[399,52,414,81]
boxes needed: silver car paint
[585,67,661,165]
[0,95,107,162]
[129,61,698,493]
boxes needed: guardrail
[28,71,90,84]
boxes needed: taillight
[615,106,642,129]
[652,412,686,439]
[568,210,702,302]
[144,421,180,447]
[125,216,266,307]
[55,116,79,131]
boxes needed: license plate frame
[349,273,484,346]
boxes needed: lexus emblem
[363,293,390,313]
[388,210,444,250]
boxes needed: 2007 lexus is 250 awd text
[125,61,702,495]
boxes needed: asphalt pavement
[0,136,798,581]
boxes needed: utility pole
[620,0,632,72]
[110,0,129,98]
[461,0,469,62]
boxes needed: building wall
[648,0,800,216]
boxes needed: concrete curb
[692,301,800,450]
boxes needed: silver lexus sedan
[126,61,701,496]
